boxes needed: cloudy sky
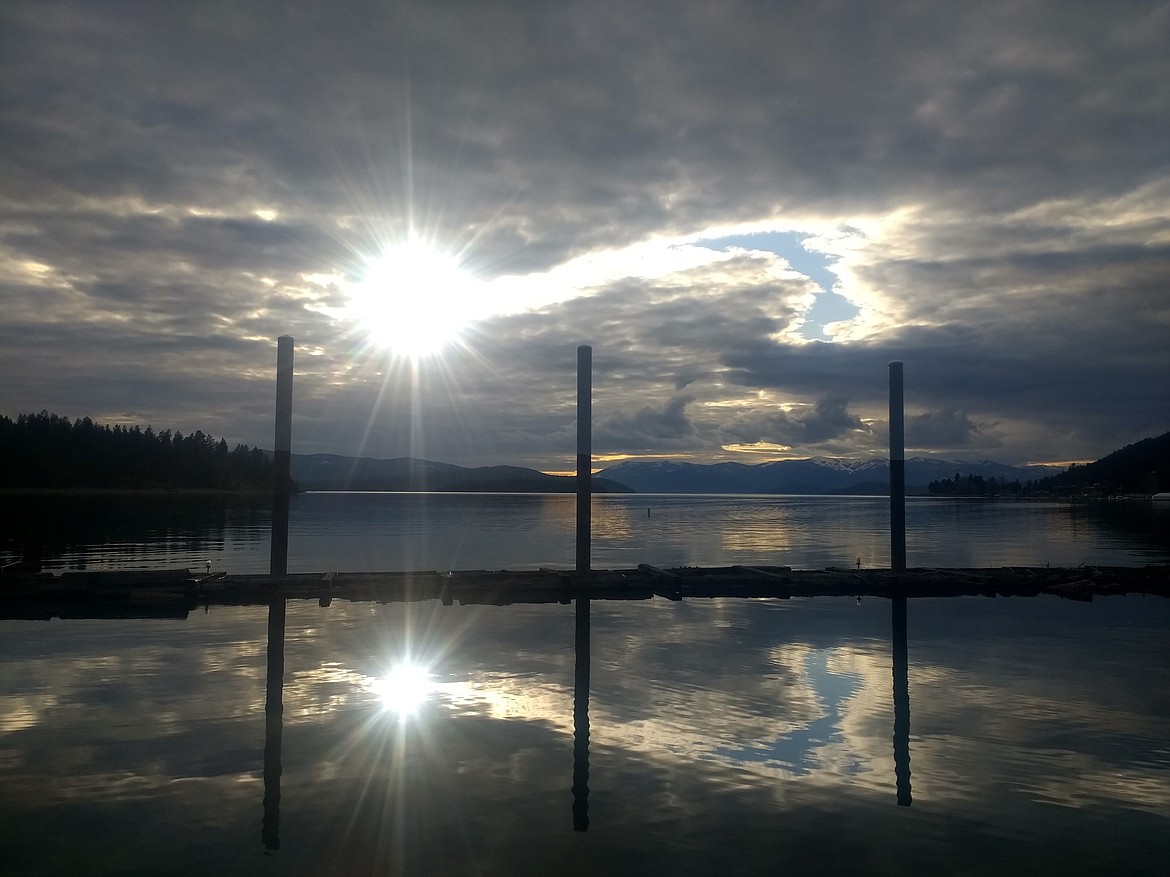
[3,0,1168,472]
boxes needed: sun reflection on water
[371,663,435,719]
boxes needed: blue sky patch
[695,231,859,339]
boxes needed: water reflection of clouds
[439,672,573,727]
[2,622,270,735]
[700,647,865,776]
[0,693,59,732]
[894,669,1170,815]
[3,595,1170,873]
[578,597,1170,817]
[591,646,904,799]
[285,659,577,732]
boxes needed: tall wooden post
[889,361,906,574]
[576,345,592,575]
[270,336,293,577]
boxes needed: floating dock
[3,563,1168,619]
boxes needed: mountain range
[289,451,1063,495]
[289,453,633,493]
[595,457,1064,495]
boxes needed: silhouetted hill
[1027,431,1170,494]
[290,454,633,493]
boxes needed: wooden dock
[3,563,1168,620]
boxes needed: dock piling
[270,336,294,578]
[889,361,906,574]
[576,345,592,575]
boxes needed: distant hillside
[598,456,1061,495]
[290,453,634,493]
[1026,431,1170,495]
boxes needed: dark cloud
[595,395,700,453]
[906,408,996,450]
[719,394,873,448]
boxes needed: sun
[345,243,479,356]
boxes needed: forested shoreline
[0,412,272,490]
[928,430,1170,497]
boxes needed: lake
[2,494,1169,875]
[4,491,1170,572]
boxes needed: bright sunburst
[345,242,479,356]
[372,663,435,718]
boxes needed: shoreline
[0,487,271,497]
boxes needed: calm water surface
[4,491,1169,572]
[1,494,1168,875]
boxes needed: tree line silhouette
[929,430,1170,497]
[1026,431,1170,495]
[927,474,1025,496]
[0,411,272,490]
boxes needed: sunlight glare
[346,243,478,356]
[373,663,435,718]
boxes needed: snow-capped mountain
[597,456,1063,495]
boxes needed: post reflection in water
[262,597,286,852]
[891,595,912,806]
[572,595,591,832]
